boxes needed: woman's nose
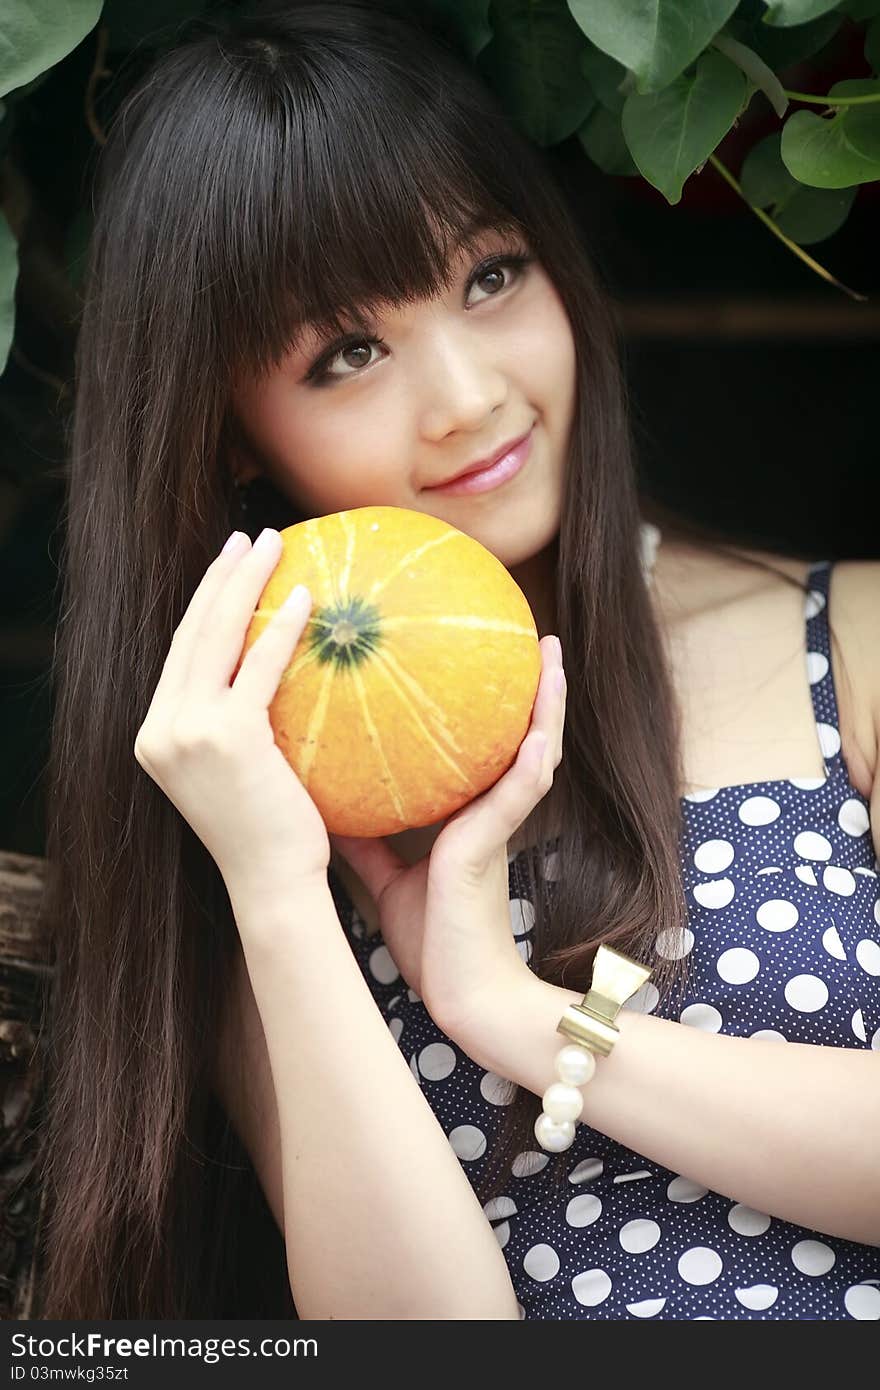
[416,326,508,440]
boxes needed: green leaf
[568,0,740,94]
[577,104,639,173]
[0,210,18,377]
[0,0,102,100]
[866,17,880,68]
[479,1,594,146]
[763,1,840,24]
[580,43,629,113]
[781,78,880,185]
[741,131,857,240]
[711,33,787,116]
[727,9,839,68]
[621,51,747,202]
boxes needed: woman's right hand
[134,527,331,901]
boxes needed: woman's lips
[425,426,534,496]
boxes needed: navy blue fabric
[328,561,880,1319]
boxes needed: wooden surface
[0,850,51,1321]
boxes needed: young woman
[36,0,879,1320]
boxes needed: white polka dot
[784,974,828,1013]
[852,1008,867,1043]
[792,1239,835,1276]
[824,865,856,896]
[626,1297,667,1318]
[566,1194,602,1227]
[805,651,828,684]
[484,1195,517,1222]
[680,1003,723,1032]
[512,1150,549,1178]
[409,1052,419,1079]
[750,1029,787,1042]
[621,981,661,1014]
[516,937,533,963]
[571,1268,612,1306]
[838,799,870,838]
[805,589,826,619]
[619,1219,661,1253]
[789,776,826,790]
[735,1284,779,1311]
[449,1124,486,1161]
[510,897,535,937]
[683,787,719,802]
[678,1247,723,1286]
[667,1175,708,1203]
[480,1071,514,1105]
[368,944,399,983]
[418,1042,457,1081]
[817,722,841,758]
[717,947,761,984]
[822,924,847,960]
[738,796,781,826]
[756,899,799,932]
[568,1156,603,1184]
[876,899,880,929]
[655,927,694,960]
[493,1222,511,1249]
[794,831,832,861]
[692,878,735,910]
[389,1017,404,1042]
[855,867,878,877]
[756,866,783,876]
[542,849,560,880]
[856,939,880,976]
[872,1027,880,1051]
[728,1204,771,1236]
[844,1283,880,1319]
[693,839,735,873]
[407,987,420,1003]
[795,864,818,885]
[523,1243,560,1282]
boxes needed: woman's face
[232,228,576,574]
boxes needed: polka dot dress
[329,562,880,1319]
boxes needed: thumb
[329,832,409,902]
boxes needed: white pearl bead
[555,1044,596,1086]
[534,1112,575,1152]
[541,1081,585,1123]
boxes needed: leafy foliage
[1,0,878,375]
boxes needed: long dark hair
[35,0,818,1318]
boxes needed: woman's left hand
[328,636,566,1039]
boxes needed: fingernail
[551,636,562,662]
[222,531,245,555]
[554,668,566,695]
[254,527,279,554]
[280,584,311,615]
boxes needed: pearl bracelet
[534,944,653,1153]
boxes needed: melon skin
[235,505,542,837]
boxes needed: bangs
[206,37,529,379]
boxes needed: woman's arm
[454,978,880,1245]
[224,878,519,1320]
[450,560,880,1247]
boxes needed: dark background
[1,20,878,859]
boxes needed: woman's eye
[467,254,531,304]
[307,335,388,384]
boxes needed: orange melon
[235,506,541,836]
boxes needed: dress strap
[803,561,844,777]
